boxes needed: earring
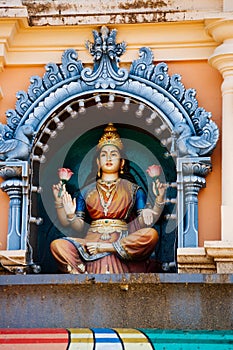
[120,166,124,174]
[97,166,101,177]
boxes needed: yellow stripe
[114,328,153,350]
[67,329,94,350]
[68,329,93,334]
[120,338,148,343]
[114,329,140,334]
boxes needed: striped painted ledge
[0,328,233,349]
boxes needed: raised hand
[62,190,76,216]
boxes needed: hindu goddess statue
[51,123,166,273]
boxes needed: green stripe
[140,329,233,350]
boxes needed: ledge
[1,273,232,329]
[1,272,233,286]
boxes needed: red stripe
[0,338,68,344]
[0,329,68,335]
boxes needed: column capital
[206,18,233,43]
[206,19,233,74]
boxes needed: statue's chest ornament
[96,179,120,216]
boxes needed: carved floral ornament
[0,26,219,272]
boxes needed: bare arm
[140,179,166,227]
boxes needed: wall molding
[0,19,218,68]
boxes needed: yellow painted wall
[0,50,222,250]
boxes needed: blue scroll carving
[129,46,219,157]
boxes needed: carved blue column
[1,179,22,249]
[0,162,29,250]
[177,158,212,247]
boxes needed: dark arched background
[36,122,177,273]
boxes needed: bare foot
[86,242,114,255]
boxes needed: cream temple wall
[0,0,232,273]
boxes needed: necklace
[97,179,118,198]
[97,179,120,216]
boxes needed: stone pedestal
[177,247,216,273]
[205,241,233,273]
[0,249,26,274]
[178,242,233,273]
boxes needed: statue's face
[98,145,121,174]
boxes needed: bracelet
[67,214,76,223]
[55,203,64,209]
[155,200,165,208]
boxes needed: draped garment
[50,179,159,273]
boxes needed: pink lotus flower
[146,165,161,178]
[146,165,162,196]
[58,168,73,181]
[57,168,73,197]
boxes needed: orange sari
[50,179,159,273]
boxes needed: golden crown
[97,123,123,150]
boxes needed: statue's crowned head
[97,123,123,151]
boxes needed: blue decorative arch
[0,26,219,273]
